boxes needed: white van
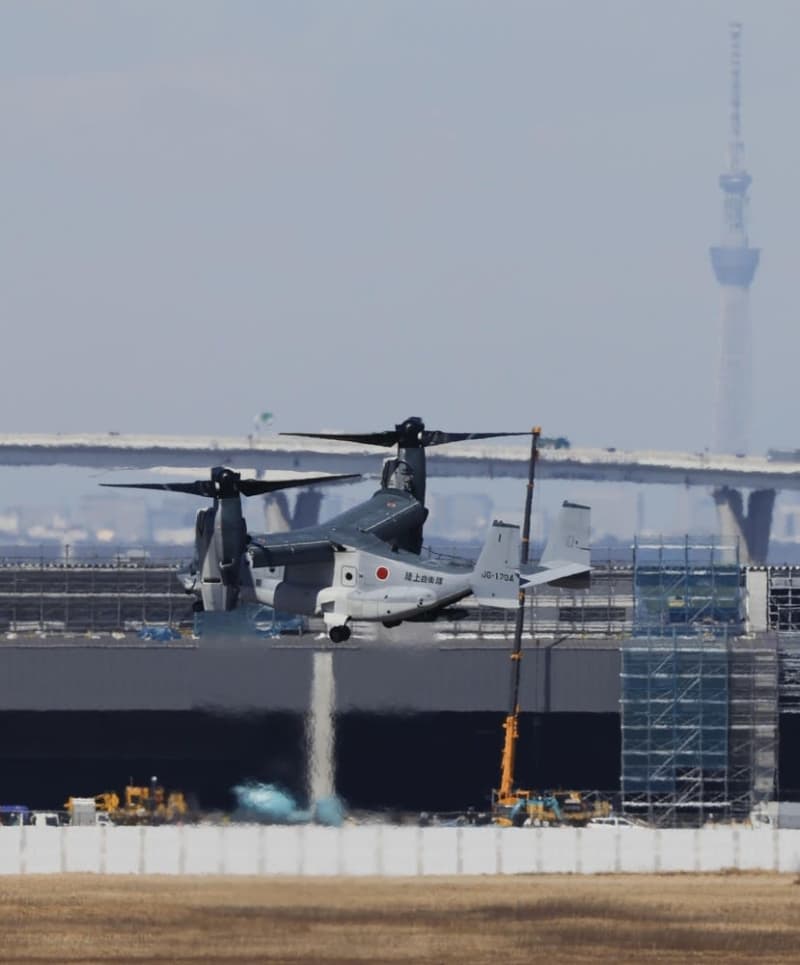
[586,815,642,829]
[31,812,60,828]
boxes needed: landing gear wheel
[329,625,351,643]
[382,620,401,629]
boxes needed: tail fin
[470,521,520,609]
[521,501,591,589]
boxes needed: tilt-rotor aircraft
[103,417,591,642]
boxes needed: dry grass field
[0,873,798,964]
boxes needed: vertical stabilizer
[471,521,521,608]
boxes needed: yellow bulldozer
[66,780,189,825]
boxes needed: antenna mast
[727,20,744,174]
[718,21,752,246]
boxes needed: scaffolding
[778,643,800,714]
[551,563,631,636]
[632,538,743,637]
[0,555,191,632]
[622,638,729,826]
[621,636,777,826]
[727,641,778,817]
[768,568,800,631]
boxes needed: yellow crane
[492,427,609,828]
[492,427,538,823]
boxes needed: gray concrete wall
[0,638,621,713]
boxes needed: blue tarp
[137,626,182,642]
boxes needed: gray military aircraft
[251,501,590,641]
[102,417,590,640]
[102,465,359,612]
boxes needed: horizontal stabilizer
[521,501,591,589]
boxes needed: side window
[341,565,357,587]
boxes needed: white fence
[1,825,800,876]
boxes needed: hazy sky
[2,0,798,456]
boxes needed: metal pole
[498,427,540,801]
[509,426,540,711]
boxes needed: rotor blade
[421,430,532,447]
[100,481,214,496]
[101,473,361,498]
[282,429,532,448]
[238,473,361,496]
[280,431,399,448]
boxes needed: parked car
[30,812,60,828]
[586,815,643,829]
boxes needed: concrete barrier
[1,825,799,876]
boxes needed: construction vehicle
[491,428,542,827]
[116,782,189,825]
[66,779,189,825]
[493,790,561,827]
[491,429,611,828]
[64,797,99,826]
[493,787,608,828]
[64,793,119,824]
[94,792,121,815]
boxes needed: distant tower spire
[727,20,745,176]
[710,21,760,455]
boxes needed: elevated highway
[0,432,797,488]
[0,433,796,560]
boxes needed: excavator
[494,788,604,828]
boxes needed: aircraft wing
[248,490,427,567]
[248,530,342,567]
[248,525,397,568]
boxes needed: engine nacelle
[250,563,284,607]
[194,499,249,611]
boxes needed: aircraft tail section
[521,501,591,589]
[470,521,520,609]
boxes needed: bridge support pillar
[263,492,292,533]
[263,490,324,532]
[713,487,775,564]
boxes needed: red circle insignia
[375,565,390,581]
